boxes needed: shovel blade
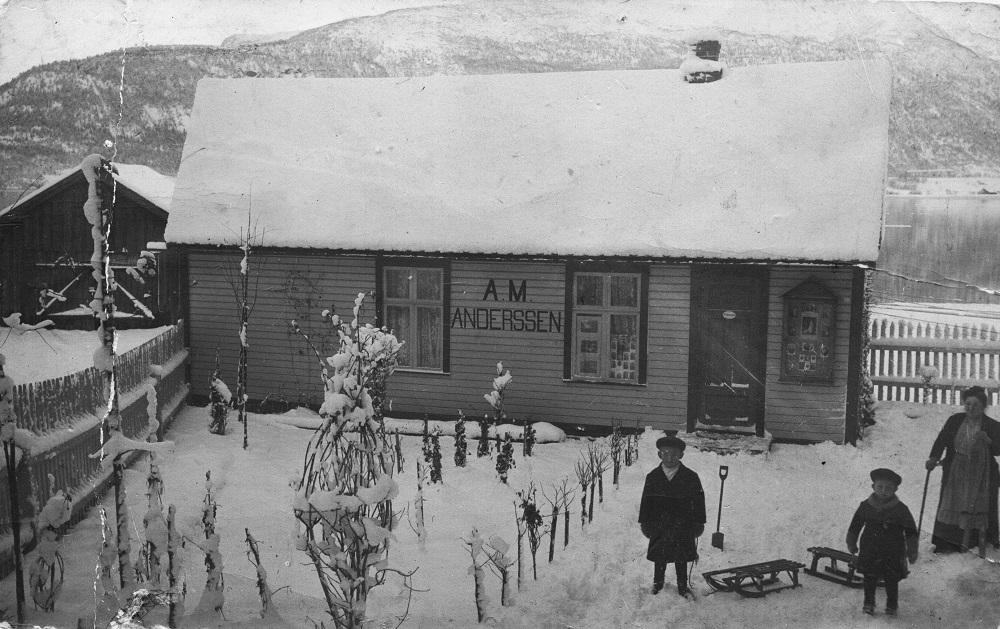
[711,532,725,550]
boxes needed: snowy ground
[0,325,170,384]
[3,401,1000,629]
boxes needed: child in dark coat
[846,468,919,617]
[638,435,706,599]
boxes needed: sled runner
[804,547,884,588]
[804,546,865,588]
[702,559,805,597]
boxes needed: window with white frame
[383,266,444,370]
[571,272,642,382]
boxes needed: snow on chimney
[681,39,725,84]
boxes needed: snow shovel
[712,465,729,550]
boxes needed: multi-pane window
[383,266,444,370]
[572,272,641,382]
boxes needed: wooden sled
[804,547,882,589]
[702,559,805,598]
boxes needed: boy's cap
[656,435,686,451]
[870,468,902,486]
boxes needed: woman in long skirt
[926,386,1000,556]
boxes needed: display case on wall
[781,279,837,384]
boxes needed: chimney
[682,39,724,84]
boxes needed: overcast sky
[0,0,450,84]
[0,0,995,85]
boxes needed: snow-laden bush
[291,294,404,629]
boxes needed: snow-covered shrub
[522,421,536,457]
[454,411,468,468]
[484,362,512,425]
[430,428,443,484]
[291,294,403,629]
[208,351,231,435]
[517,485,546,581]
[245,528,275,618]
[476,415,491,458]
[496,434,515,484]
[29,485,71,612]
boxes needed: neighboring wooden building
[166,59,891,444]
[0,163,173,326]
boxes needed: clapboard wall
[186,249,856,440]
[388,260,691,431]
[187,251,377,408]
[763,266,855,442]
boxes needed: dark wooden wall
[0,171,167,322]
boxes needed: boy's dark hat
[870,468,902,486]
[656,435,686,451]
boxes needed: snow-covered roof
[1,162,174,219]
[166,60,891,262]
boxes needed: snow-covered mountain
[1,0,998,207]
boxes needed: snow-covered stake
[208,350,231,435]
[222,211,262,451]
[454,411,468,468]
[394,429,405,474]
[483,535,515,607]
[496,434,515,484]
[574,458,592,528]
[414,461,428,547]
[96,507,121,621]
[244,528,275,618]
[166,504,186,627]
[136,460,168,586]
[541,478,574,562]
[610,422,624,488]
[463,529,490,623]
[291,294,406,629]
[29,480,70,612]
[192,471,224,616]
[589,442,610,504]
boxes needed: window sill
[396,368,450,376]
[562,378,646,388]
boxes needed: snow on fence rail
[868,315,1000,405]
[11,320,185,433]
[0,321,189,578]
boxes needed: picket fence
[0,321,188,578]
[868,315,1000,405]
[10,321,185,433]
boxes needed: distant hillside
[2,0,998,207]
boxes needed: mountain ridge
[1,0,998,207]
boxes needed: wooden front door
[688,266,768,435]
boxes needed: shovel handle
[719,465,729,480]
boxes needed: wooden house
[165,59,891,444]
[0,163,173,326]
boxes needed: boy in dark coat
[638,435,706,598]
[846,468,919,617]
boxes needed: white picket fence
[868,315,1000,405]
